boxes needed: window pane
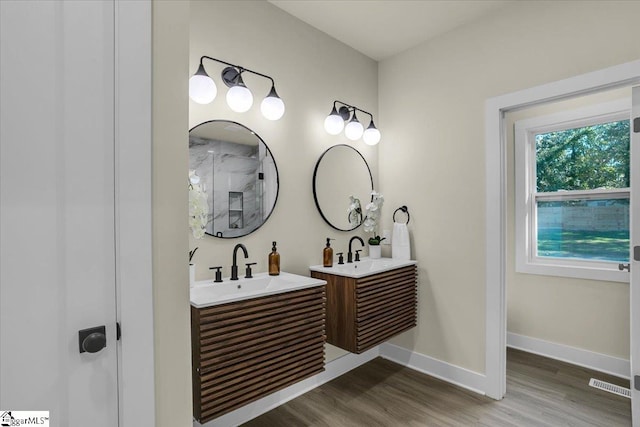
[535,120,629,192]
[536,198,629,262]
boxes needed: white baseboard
[379,343,487,395]
[195,346,380,427]
[507,332,630,379]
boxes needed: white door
[632,86,640,426]
[0,1,119,426]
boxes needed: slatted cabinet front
[191,285,326,423]
[313,265,417,354]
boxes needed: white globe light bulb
[363,127,381,146]
[324,114,344,135]
[226,85,253,113]
[344,119,364,141]
[260,87,285,120]
[189,74,217,105]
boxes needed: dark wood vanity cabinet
[191,286,326,424]
[311,265,417,354]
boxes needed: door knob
[618,263,630,272]
[78,325,106,354]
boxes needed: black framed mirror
[313,144,373,231]
[189,120,279,238]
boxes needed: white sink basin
[190,271,326,308]
[309,257,416,279]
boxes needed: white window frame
[515,98,630,283]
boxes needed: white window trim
[515,98,630,283]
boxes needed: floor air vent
[589,378,631,398]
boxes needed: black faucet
[231,243,249,280]
[347,236,365,263]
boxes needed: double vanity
[189,118,417,423]
[190,256,417,424]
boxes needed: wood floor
[243,348,631,426]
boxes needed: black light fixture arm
[333,100,375,122]
[199,55,275,87]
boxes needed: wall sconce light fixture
[324,100,381,145]
[189,56,285,121]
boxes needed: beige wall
[379,1,640,373]
[188,0,377,328]
[152,1,192,426]
[506,88,630,359]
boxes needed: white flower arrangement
[189,171,209,239]
[363,191,385,245]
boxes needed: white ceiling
[268,0,515,61]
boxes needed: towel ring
[393,206,410,224]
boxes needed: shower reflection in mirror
[189,120,279,238]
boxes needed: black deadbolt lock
[78,325,107,354]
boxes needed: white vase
[369,245,381,259]
[189,263,196,287]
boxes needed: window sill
[516,260,629,283]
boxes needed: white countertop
[309,257,417,279]
[190,271,326,308]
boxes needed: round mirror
[189,120,279,238]
[313,144,373,231]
